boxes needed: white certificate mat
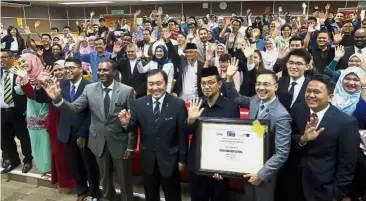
[199,122,265,174]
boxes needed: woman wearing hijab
[260,38,278,70]
[137,45,174,92]
[12,54,51,175]
[325,45,366,81]
[13,58,76,188]
[1,26,25,56]
[213,43,227,70]
[332,67,366,116]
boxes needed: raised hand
[136,48,143,60]
[325,3,330,10]
[246,9,252,16]
[90,11,95,17]
[241,40,255,59]
[77,35,86,42]
[42,77,61,102]
[334,45,345,60]
[134,10,141,17]
[278,47,289,59]
[333,32,344,45]
[34,21,40,28]
[113,41,123,54]
[319,12,327,24]
[308,25,316,33]
[205,48,213,62]
[75,21,79,26]
[11,66,28,84]
[302,2,307,9]
[118,109,131,126]
[226,57,239,78]
[23,26,31,35]
[157,7,163,16]
[36,48,44,57]
[38,66,53,86]
[187,30,195,41]
[301,117,325,144]
[187,98,204,125]
[162,30,171,40]
[278,6,283,13]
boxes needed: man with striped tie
[118,69,188,201]
[1,49,33,174]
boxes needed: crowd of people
[1,2,366,201]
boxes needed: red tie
[311,113,318,119]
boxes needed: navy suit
[35,79,100,197]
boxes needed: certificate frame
[195,117,271,178]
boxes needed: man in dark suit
[112,43,147,99]
[277,49,311,112]
[36,58,100,201]
[43,59,137,201]
[119,69,188,201]
[342,28,366,65]
[168,42,204,102]
[1,49,33,174]
[292,74,360,201]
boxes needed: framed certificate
[195,118,271,178]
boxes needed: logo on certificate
[216,131,223,136]
[227,131,236,137]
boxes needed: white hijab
[261,38,278,70]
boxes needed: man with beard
[342,28,366,63]
[186,67,240,201]
[43,59,136,201]
[74,36,112,82]
[217,59,291,201]
[118,69,187,201]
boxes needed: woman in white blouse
[137,45,174,93]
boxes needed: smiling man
[290,74,360,201]
[118,69,188,201]
[223,59,291,201]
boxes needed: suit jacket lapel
[317,105,335,130]
[294,78,308,105]
[63,81,71,102]
[74,79,85,100]
[156,93,170,127]
[145,96,154,124]
[249,97,260,119]
[97,83,106,121]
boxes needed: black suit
[277,77,309,112]
[128,93,188,201]
[341,46,356,67]
[1,69,32,165]
[291,103,360,201]
[35,79,100,197]
[116,58,147,99]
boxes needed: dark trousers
[142,160,182,201]
[350,150,366,201]
[65,138,100,197]
[189,172,229,201]
[1,108,32,164]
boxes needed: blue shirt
[74,51,112,82]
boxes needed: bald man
[342,28,366,65]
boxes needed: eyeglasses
[287,61,306,66]
[201,81,217,87]
[255,82,276,87]
[64,66,79,71]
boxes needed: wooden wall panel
[67,7,86,19]
[212,2,241,16]
[308,1,346,14]
[1,6,24,18]
[155,3,182,16]
[183,3,210,17]
[49,6,68,19]
[1,18,26,33]
[68,20,81,33]
[273,1,305,16]
[24,5,49,19]
[131,4,155,16]
[25,19,50,33]
[85,7,108,19]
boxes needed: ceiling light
[58,1,113,5]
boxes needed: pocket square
[164,117,174,121]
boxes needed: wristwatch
[362,86,366,89]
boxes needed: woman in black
[1,26,25,56]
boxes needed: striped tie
[153,101,160,123]
[4,71,13,105]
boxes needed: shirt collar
[188,60,198,67]
[354,46,366,52]
[101,80,115,91]
[290,75,305,85]
[203,95,225,108]
[70,77,82,88]
[152,93,166,105]
[260,96,277,108]
[310,104,330,120]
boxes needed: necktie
[358,49,363,54]
[288,82,297,95]
[104,88,111,118]
[70,84,76,102]
[311,113,318,119]
[153,101,160,123]
[255,104,265,119]
[3,71,13,105]
[202,44,207,60]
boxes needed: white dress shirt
[180,61,198,102]
[137,61,174,93]
[70,77,82,94]
[1,69,15,108]
[310,104,330,128]
[152,93,166,112]
[289,75,306,107]
[10,37,19,52]
[129,59,137,74]
[354,46,366,54]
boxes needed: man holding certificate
[217,58,292,201]
[186,67,240,201]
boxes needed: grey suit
[57,81,137,201]
[225,81,292,201]
[195,40,215,63]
